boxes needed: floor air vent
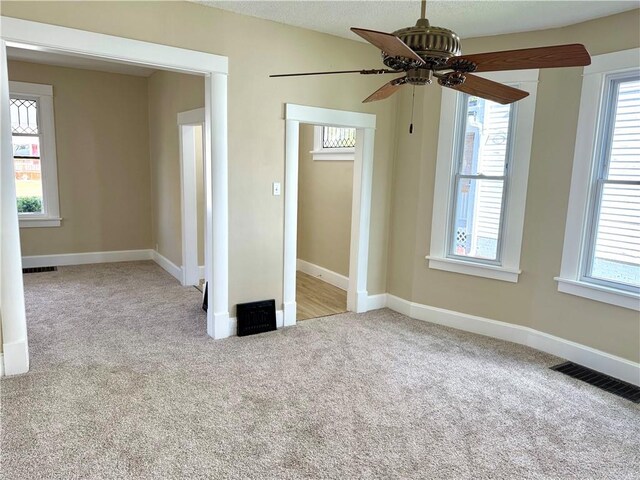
[236,299,276,337]
[23,266,57,274]
[551,361,639,403]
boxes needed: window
[557,49,639,310]
[310,125,356,160]
[428,70,539,282]
[9,81,60,228]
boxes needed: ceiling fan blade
[351,27,425,64]
[445,74,529,105]
[449,44,591,72]
[363,77,407,103]
[270,68,398,78]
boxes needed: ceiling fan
[270,0,591,105]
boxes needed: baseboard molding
[198,265,205,280]
[379,294,640,386]
[366,293,387,311]
[1,338,29,376]
[21,249,153,268]
[296,259,348,291]
[151,251,183,283]
[0,353,4,377]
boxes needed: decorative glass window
[311,125,356,160]
[9,81,60,227]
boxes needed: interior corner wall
[297,124,353,277]
[146,70,204,268]
[387,9,640,362]
[8,60,153,256]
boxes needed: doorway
[0,17,229,376]
[283,104,376,327]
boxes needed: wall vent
[550,361,639,403]
[23,266,57,274]
[236,299,276,337]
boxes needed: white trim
[555,278,639,311]
[296,259,348,291]
[429,70,539,282]
[177,107,205,126]
[426,256,521,283]
[0,353,4,377]
[0,18,230,373]
[8,80,51,96]
[198,265,205,279]
[381,294,640,386]
[152,250,183,283]
[557,48,640,308]
[18,216,61,228]
[1,338,29,377]
[366,293,387,311]
[283,104,376,327]
[21,249,153,268]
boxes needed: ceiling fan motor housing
[383,18,461,70]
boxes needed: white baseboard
[151,250,182,283]
[378,294,640,386]
[366,293,387,311]
[21,249,153,268]
[296,259,348,291]
[1,338,29,376]
[0,353,4,377]
[198,265,205,280]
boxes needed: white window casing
[556,48,640,311]
[427,70,539,282]
[9,80,60,228]
[310,125,356,161]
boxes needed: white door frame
[178,108,205,286]
[283,104,376,326]
[0,17,230,375]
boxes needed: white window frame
[9,80,60,227]
[427,70,539,283]
[310,125,355,161]
[556,48,640,311]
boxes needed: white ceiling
[7,47,157,77]
[197,0,638,40]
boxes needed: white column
[283,119,299,327]
[204,73,229,338]
[179,125,199,286]
[0,40,29,375]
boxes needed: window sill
[554,277,639,311]
[19,217,61,228]
[310,149,355,161]
[426,256,521,283]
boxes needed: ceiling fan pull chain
[409,85,416,134]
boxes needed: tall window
[311,125,356,161]
[449,96,513,262]
[557,49,639,310]
[9,82,60,227]
[429,70,539,283]
[584,75,639,291]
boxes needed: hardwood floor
[296,271,347,321]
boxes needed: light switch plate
[272,182,281,196]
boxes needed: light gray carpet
[1,261,639,479]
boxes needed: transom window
[321,126,356,148]
[9,81,61,228]
[583,74,639,292]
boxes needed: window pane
[606,79,640,181]
[13,136,43,214]
[10,98,39,134]
[451,178,504,261]
[322,126,355,148]
[459,96,512,176]
[589,183,640,288]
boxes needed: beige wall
[297,124,353,277]
[147,69,204,267]
[8,60,152,255]
[1,0,397,313]
[386,10,640,362]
